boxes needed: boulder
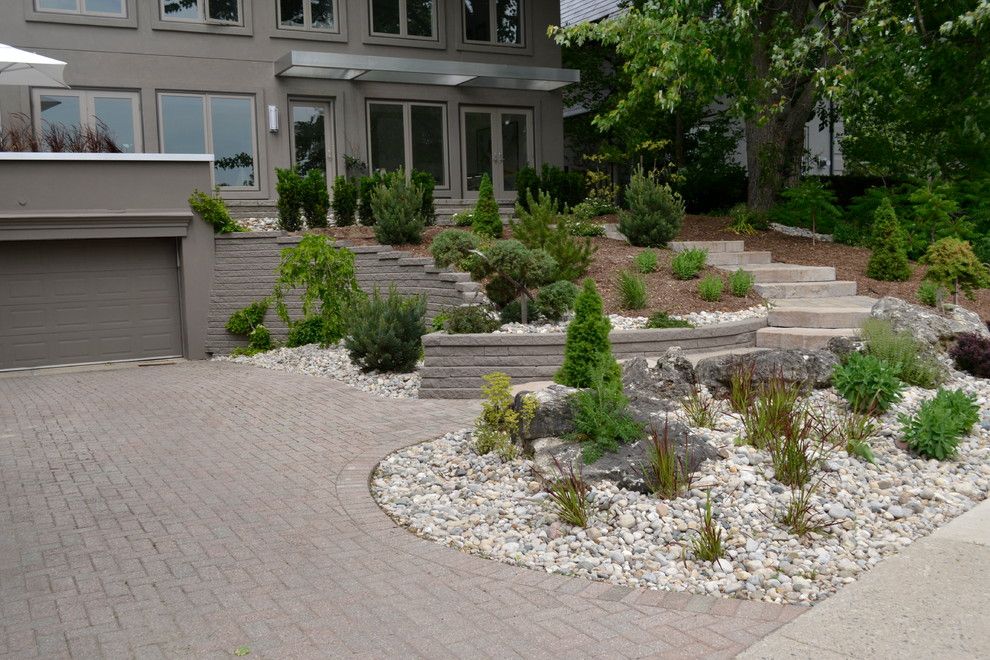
[513,384,579,450]
[870,296,990,351]
[825,335,864,360]
[621,349,696,415]
[531,420,718,494]
[696,348,838,395]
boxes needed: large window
[161,0,240,24]
[368,102,446,187]
[371,0,436,39]
[463,0,521,45]
[278,0,336,31]
[32,89,141,152]
[35,0,125,16]
[159,93,257,189]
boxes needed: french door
[289,100,335,181]
[462,107,534,199]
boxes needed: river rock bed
[496,306,768,334]
[373,373,990,604]
[216,343,420,398]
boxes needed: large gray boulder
[696,349,838,395]
[513,384,579,451]
[870,296,990,351]
[531,420,718,494]
[621,349,696,416]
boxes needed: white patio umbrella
[0,43,67,88]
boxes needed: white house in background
[559,0,844,176]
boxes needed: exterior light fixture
[267,104,279,133]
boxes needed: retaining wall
[209,232,483,355]
[419,317,768,399]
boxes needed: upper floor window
[371,0,436,39]
[279,0,336,32]
[35,0,125,16]
[464,0,521,45]
[32,88,142,153]
[161,0,241,24]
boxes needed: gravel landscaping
[216,343,420,399]
[495,306,768,334]
[372,371,990,605]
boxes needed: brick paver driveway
[0,362,802,658]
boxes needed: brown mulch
[679,214,990,321]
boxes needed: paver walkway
[0,362,802,658]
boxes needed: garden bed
[373,371,990,604]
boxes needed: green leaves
[900,388,980,460]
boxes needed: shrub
[726,203,757,235]
[950,333,990,378]
[566,364,644,463]
[646,311,692,329]
[866,198,911,281]
[189,188,243,233]
[698,275,723,302]
[833,353,904,414]
[572,197,617,220]
[900,388,980,460]
[484,239,557,321]
[357,174,379,226]
[516,164,585,211]
[286,315,327,347]
[231,324,274,357]
[273,234,362,345]
[331,175,358,227]
[485,275,518,308]
[861,318,944,388]
[690,494,726,562]
[917,280,945,308]
[301,169,330,228]
[728,269,755,297]
[411,170,436,225]
[618,271,648,310]
[451,210,474,227]
[556,279,620,389]
[543,458,592,527]
[618,165,685,247]
[922,237,990,302]
[671,248,707,280]
[474,372,536,461]
[771,179,841,237]
[344,287,426,373]
[643,421,694,499]
[439,305,501,334]
[472,173,503,238]
[511,190,595,281]
[634,250,659,274]
[561,214,606,238]
[534,280,579,322]
[514,166,541,211]
[371,170,426,245]
[226,298,269,336]
[275,168,304,231]
[431,229,482,272]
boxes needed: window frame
[34,0,127,17]
[24,0,137,27]
[31,87,143,153]
[369,0,439,42]
[366,100,449,190]
[159,0,244,26]
[277,0,340,34]
[157,91,259,192]
[461,0,524,48]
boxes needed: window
[32,89,141,152]
[35,0,125,16]
[368,102,446,187]
[159,93,257,189]
[161,0,240,24]
[371,0,436,39]
[279,0,336,31]
[463,0,521,45]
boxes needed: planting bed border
[420,317,768,399]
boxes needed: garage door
[0,238,183,370]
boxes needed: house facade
[0,1,578,206]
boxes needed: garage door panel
[0,239,183,370]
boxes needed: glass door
[289,100,335,180]
[461,107,533,199]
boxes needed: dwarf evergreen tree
[471,173,503,238]
[866,198,911,282]
[555,279,620,389]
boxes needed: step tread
[758,327,861,337]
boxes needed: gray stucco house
[0,1,578,206]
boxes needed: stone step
[670,240,745,253]
[682,346,769,366]
[756,327,861,350]
[722,263,836,283]
[706,251,773,266]
[755,280,857,299]
[769,306,872,329]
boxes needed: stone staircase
[670,240,874,350]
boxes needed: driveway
[0,362,801,658]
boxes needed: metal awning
[275,51,579,91]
